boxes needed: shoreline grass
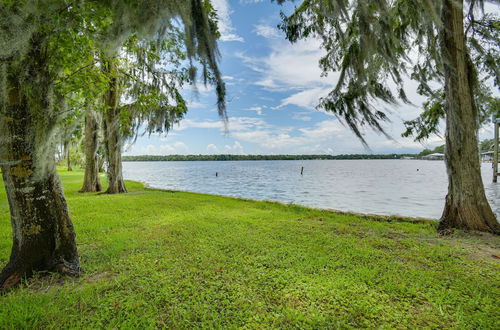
[0,170,498,328]
[143,184,439,225]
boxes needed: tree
[418,145,445,157]
[278,0,499,233]
[480,138,495,152]
[80,107,103,193]
[0,0,225,289]
[100,31,191,194]
[59,112,85,172]
[97,0,221,194]
[101,57,128,193]
[402,82,500,141]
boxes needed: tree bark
[80,108,102,193]
[0,61,80,288]
[103,60,127,194]
[439,0,499,233]
[66,142,73,171]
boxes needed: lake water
[123,160,500,219]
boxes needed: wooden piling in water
[300,167,304,175]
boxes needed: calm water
[123,160,500,219]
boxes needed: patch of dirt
[442,231,500,263]
[84,270,116,283]
[23,272,80,293]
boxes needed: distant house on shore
[422,153,445,160]
[482,151,494,162]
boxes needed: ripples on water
[123,160,500,219]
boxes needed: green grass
[0,170,498,329]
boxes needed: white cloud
[158,132,180,141]
[278,87,332,110]
[236,38,337,91]
[207,141,245,155]
[207,144,219,153]
[299,120,343,139]
[254,24,281,39]
[292,112,312,122]
[140,142,189,155]
[174,117,269,133]
[231,120,342,151]
[244,106,264,115]
[141,145,158,154]
[211,0,244,42]
[224,141,245,154]
[160,142,189,154]
[187,100,206,109]
[175,119,223,130]
[228,117,445,155]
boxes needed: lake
[123,160,500,219]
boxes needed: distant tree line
[124,139,494,161]
[418,145,445,157]
[418,139,495,157]
[123,154,417,161]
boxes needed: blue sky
[125,0,494,156]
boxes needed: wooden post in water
[494,120,499,183]
[300,167,304,175]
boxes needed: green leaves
[278,0,499,144]
[403,81,500,142]
[0,0,226,143]
[402,95,445,142]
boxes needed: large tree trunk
[80,108,102,193]
[0,61,80,288]
[103,60,127,194]
[439,0,499,233]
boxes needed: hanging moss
[0,0,225,174]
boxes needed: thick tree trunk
[0,165,80,288]
[439,0,499,233]
[80,109,102,193]
[0,67,80,288]
[103,60,127,194]
[104,109,127,194]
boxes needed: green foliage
[122,153,416,161]
[418,145,445,157]
[402,93,445,142]
[0,0,226,166]
[117,31,191,139]
[0,170,498,328]
[480,138,494,152]
[403,82,500,142]
[277,0,499,144]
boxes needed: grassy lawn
[0,170,498,328]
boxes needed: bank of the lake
[0,170,498,328]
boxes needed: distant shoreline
[123,154,417,162]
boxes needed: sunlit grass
[0,170,498,328]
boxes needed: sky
[125,0,496,156]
